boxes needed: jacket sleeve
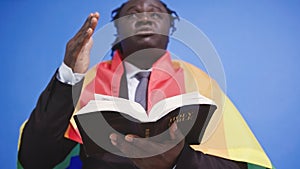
[175,144,249,169]
[18,72,82,169]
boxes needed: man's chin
[120,34,169,53]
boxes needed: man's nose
[135,19,153,28]
[135,12,150,21]
[141,12,150,20]
[135,13,153,27]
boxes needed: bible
[74,92,217,156]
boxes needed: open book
[74,92,217,156]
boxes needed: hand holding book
[74,92,217,156]
[109,122,185,168]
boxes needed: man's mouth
[135,27,155,36]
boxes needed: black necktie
[135,72,151,110]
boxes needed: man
[18,0,272,169]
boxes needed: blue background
[1,0,299,168]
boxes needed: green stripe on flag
[17,159,23,169]
[248,163,276,169]
[17,144,80,169]
[54,144,80,169]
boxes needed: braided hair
[110,0,179,55]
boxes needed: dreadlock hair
[110,0,179,55]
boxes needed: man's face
[116,0,172,53]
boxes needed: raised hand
[110,123,185,169]
[64,12,100,73]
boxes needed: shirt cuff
[56,62,85,85]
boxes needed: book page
[76,92,216,122]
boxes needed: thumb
[82,37,94,54]
[169,122,185,141]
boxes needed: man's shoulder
[171,60,212,81]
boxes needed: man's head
[111,0,178,60]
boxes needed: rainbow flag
[64,51,274,168]
[18,51,274,168]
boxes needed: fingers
[169,122,184,141]
[85,12,99,37]
[110,133,148,158]
[64,12,99,72]
[109,133,118,146]
[120,124,184,153]
[109,132,184,158]
[77,12,99,44]
[80,12,99,32]
[90,12,99,31]
[169,122,178,140]
[124,135,174,155]
[110,133,140,148]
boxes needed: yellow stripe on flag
[175,60,272,168]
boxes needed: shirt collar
[123,61,152,79]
